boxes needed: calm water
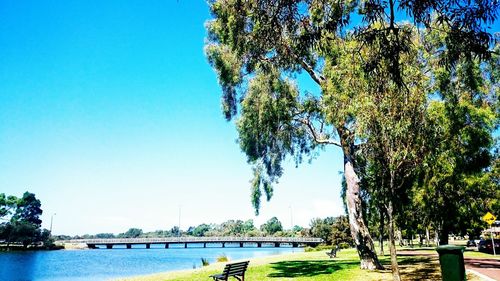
[0,244,302,281]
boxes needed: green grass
[114,248,482,281]
[393,244,500,259]
[464,249,500,259]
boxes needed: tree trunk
[343,152,384,270]
[426,227,430,247]
[379,205,385,255]
[387,200,401,281]
[398,229,404,246]
[439,222,449,245]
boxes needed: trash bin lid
[436,245,465,253]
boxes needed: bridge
[61,237,323,249]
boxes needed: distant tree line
[55,215,354,247]
[0,192,53,249]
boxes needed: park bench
[326,245,339,258]
[209,261,250,281]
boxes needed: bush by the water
[216,253,228,262]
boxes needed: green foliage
[0,194,17,218]
[221,220,245,236]
[95,233,115,239]
[310,217,335,245]
[0,192,51,249]
[260,217,283,235]
[304,244,335,252]
[206,0,498,215]
[331,216,353,247]
[118,228,143,238]
[191,224,211,237]
[242,220,257,233]
[412,38,499,242]
[201,258,210,266]
[13,192,42,226]
[309,216,353,246]
[9,222,39,247]
[216,253,229,262]
[169,226,180,237]
[292,225,304,233]
[206,0,498,271]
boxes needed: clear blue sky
[0,0,345,235]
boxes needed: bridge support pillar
[292,243,299,248]
[239,242,244,248]
[126,244,132,249]
[146,244,150,249]
[222,242,225,248]
[106,244,113,249]
[184,243,187,248]
[203,243,206,248]
[165,243,169,248]
[274,243,280,248]
[257,243,262,248]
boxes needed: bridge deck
[59,237,322,249]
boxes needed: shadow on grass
[397,247,435,251]
[380,255,441,280]
[267,259,359,278]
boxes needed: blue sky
[0,1,344,235]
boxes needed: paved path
[398,250,500,281]
[464,257,500,281]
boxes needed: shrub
[304,245,332,252]
[216,253,229,262]
[201,258,210,266]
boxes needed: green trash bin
[436,245,466,281]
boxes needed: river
[0,244,302,281]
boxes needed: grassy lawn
[116,248,482,281]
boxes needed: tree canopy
[206,0,498,274]
[0,192,52,249]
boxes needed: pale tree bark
[379,206,385,255]
[387,200,401,281]
[426,227,430,247]
[298,50,383,270]
[341,131,384,270]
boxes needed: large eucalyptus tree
[205,0,497,270]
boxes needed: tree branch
[299,118,341,147]
[298,59,325,85]
[283,45,325,85]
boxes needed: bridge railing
[59,236,323,244]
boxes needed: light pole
[50,213,56,234]
[178,205,181,238]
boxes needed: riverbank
[61,242,89,250]
[0,244,64,251]
[115,248,483,281]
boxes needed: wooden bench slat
[224,264,248,269]
[223,265,248,271]
[224,267,246,274]
[211,261,249,280]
